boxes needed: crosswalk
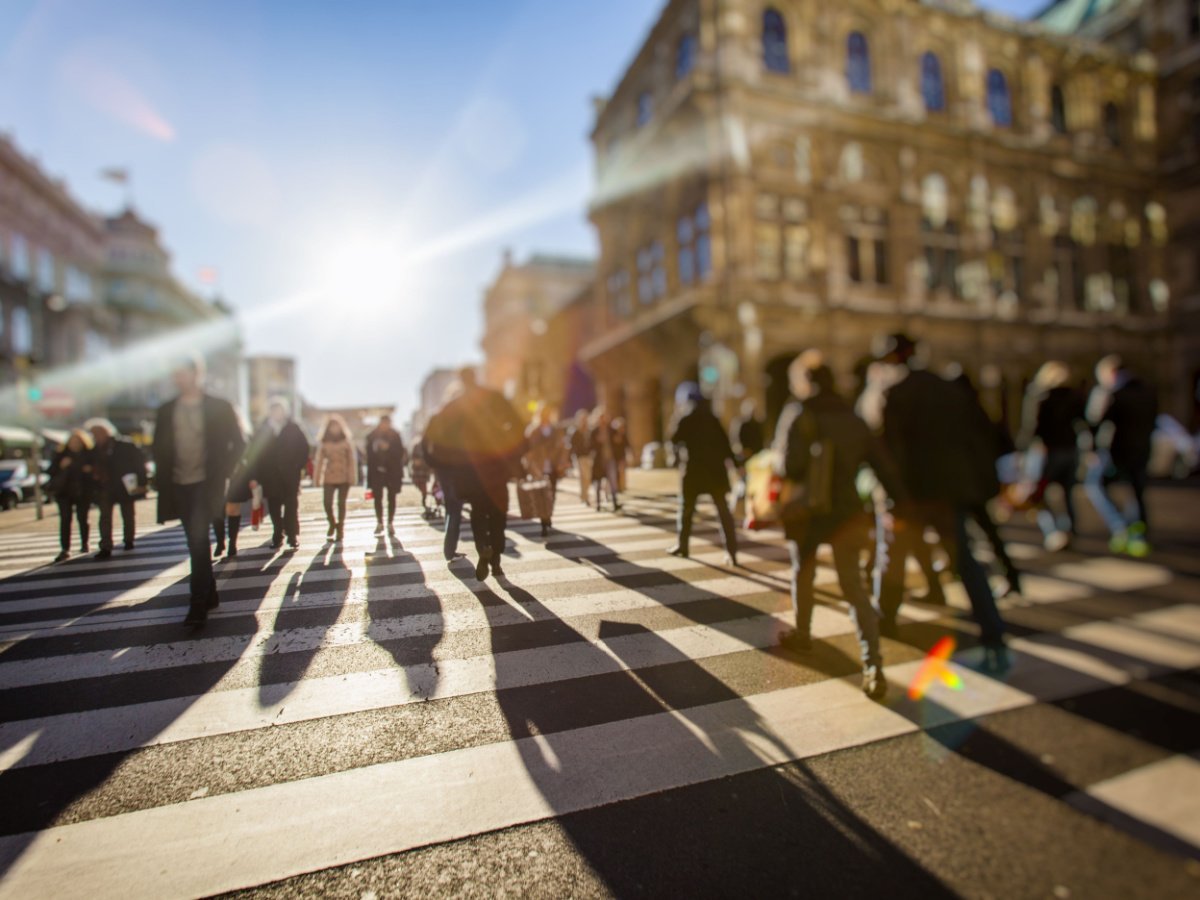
[0,486,1197,897]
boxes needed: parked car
[0,460,23,510]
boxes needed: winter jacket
[253,420,310,500]
[670,401,735,495]
[49,447,96,505]
[365,426,407,491]
[153,395,244,523]
[91,436,147,501]
[314,438,357,487]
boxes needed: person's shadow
[476,570,957,896]
[257,543,351,704]
[0,528,288,875]
[365,535,443,701]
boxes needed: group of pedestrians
[46,419,148,562]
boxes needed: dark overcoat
[153,395,244,523]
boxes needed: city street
[0,475,1197,898]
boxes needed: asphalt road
[0,475,1197,899]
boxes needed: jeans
[177,482,216,609]
[323,483,349,533]
[373,485,398,526]
[677,486,738,557]
[437,471,463,559]
[1036,448,1079,538]
[465,481,508,559]
[787,515,880,669]
[1085,451,1149,537]
[268,489,300,544]
[57,498,90,552]
[98,496,136,550]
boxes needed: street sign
[36,387,76,418]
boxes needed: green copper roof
[1034,0,1130,33]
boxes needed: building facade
[480,250,595,415]
[0,135,113,422]
[101,208,242,433]
[244,355,297,428]
[581,0,1175,452]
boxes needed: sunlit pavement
[0,477,1197,899]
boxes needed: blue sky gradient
[0,0,1047,416]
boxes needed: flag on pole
[100,167,129,185]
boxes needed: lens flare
[907,635,964,701]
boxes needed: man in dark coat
[366,414,407,536]
[667,383,738,565]
[252,399,310,551]
[1084,354,1158,556]
[875,334,1008,672]
[153,355,244,626]
[729,399,766,466]
[425,368,525,581]
[86,418,147,558]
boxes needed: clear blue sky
[0,0,1045,419]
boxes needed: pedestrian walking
[366,414,407,536]
[48,428,96,563]
[875,333,1009,672]
[410,440,434,517]
[524,406,562,536]
[85,418,146,558]
[152,355,245,626]
[730,399,766,466]
[569,409,593,505]
[1018,361,1087,551]
[774,353,900,700]
[667,383,738,566]
[313,415,357,543]
[590,408,622,512]
[424,368,525,581]
[1084,355,1158,557]
[251,399,309,551]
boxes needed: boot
[227,515,240,558]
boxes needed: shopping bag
[517,479,553,520]
[250,485,264,530]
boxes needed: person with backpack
[667,382,738,566]
[775,352,902,701]
[875,334,1009,673]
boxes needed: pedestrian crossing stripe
[0,489,1196,897]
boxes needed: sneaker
[862,666,888,701]
[1125,522,1150,558]
[1109,530,1129,554]
[1044,530,1071,553]
[779,629,813,655]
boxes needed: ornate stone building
[580,0,1176,452]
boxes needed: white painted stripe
[0,638,1175,900]
[1068,755,1200,851]
[0,564,799,689]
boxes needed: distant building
[0,135,114,420]
[244,355,297,427]
[101,208,242,432]
[480,250,595,415]
[413,367,465,436]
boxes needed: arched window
[987,69,1012,128]
[636,91,653,127]
[1103,102,1121,146]
[1050,85,1067,134]
[763,9,789,74]
[921,52,945,112]
[847,32,871,94]
[676,33,697,80]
